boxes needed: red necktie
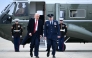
[34,20,37,33]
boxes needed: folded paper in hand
[60,29,65,32]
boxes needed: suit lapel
[38,19,40,29]
[32,18,35,32]
[33,18,35,24]
[52,20,54,25]
[51,20,54,26]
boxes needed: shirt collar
[35,19,38,22]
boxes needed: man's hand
[12,36,14,38]
[44,37,47,40]
[40,35,42,38]
[20,35,22,38]
[57,36,61,38]
[29,33,32,36]
[64,35,66,38]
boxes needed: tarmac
[0,37,92,58]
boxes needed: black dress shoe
[46,49,49,51]
[15,51,19,52]
[35,56,39,58]
[47,52,50,57]
[30,52,33,57]
[53,55,56,58]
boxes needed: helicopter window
[60,10,65,18]
[69,9,86,18]
[8,3,15,15]
[14,2,28,16]
[37,10,43,15]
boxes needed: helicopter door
[0,2,16,24]
[36,2,45,25]
[55,3,65,21]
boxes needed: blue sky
[0,0,12,14]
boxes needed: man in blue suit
[44,14,61,58]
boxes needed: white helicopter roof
[13,0,92,4]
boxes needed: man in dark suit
[44,14,61,58]
[27,13,43,58]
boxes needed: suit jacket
[22,18,43,45]
[44,20,60,40]
[21,32,31,45]
[27,18,43,37]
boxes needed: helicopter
[0,0,92,51]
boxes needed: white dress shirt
[50,20,53,25]
[35,19,38,31]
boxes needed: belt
[13,30,20,32]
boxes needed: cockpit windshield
[14,2,28,16]
[1,2,15,15]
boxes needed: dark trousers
[14,37,20,51]
[58,37,64,51]
[47,39,56,55]
[30,32,40,56]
